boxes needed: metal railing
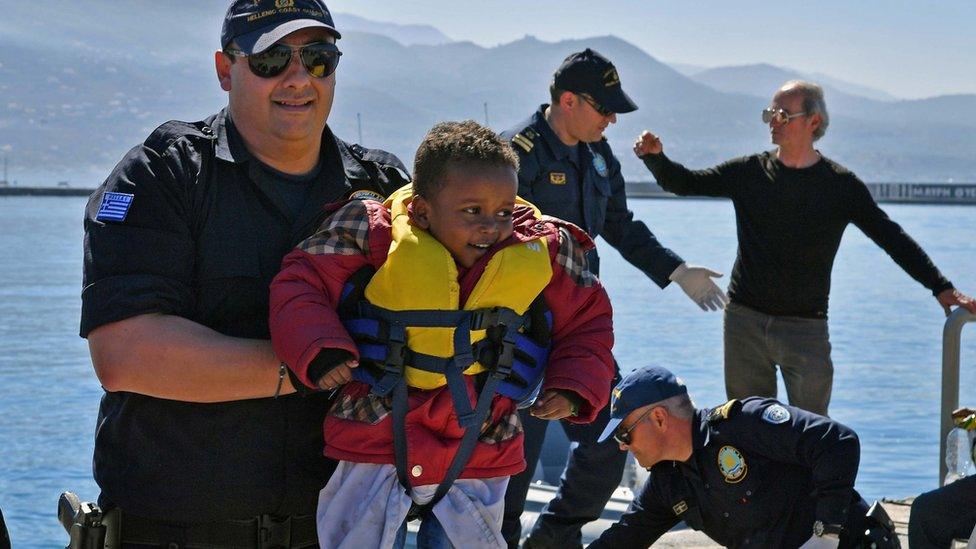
[939,308,976,484]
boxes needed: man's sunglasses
[613,406,657,446]
[578,93,615,117]
[224,42,341,79]
[762,107,807,125]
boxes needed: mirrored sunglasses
[762,107,807,125]
[225,42,341,79]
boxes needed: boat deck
[516,485,914,547]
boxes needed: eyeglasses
[762,107,807,125]
[224,42,342,79]
[613,406,657,446]
[577,93,614,117]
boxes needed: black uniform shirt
[80,108,407,522]
[643,151,952,317]
[590,397,865,548]
[502,105,683,283]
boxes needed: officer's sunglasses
[762,107,807,125]
[577,93,615,117]
[613,406,657,446]
[224,42,341,79]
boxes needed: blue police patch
[762,404,791,425]
[95,192,134,222]
[591,151,609,178]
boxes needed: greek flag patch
[96,192,134,222]
[762,404,791,424]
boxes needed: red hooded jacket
[270,199,614,486]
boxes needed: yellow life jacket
[363,185,552,389]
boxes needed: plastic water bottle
[944,427,975,485]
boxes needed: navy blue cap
[598,366,688,443]
[553,49,638,114]
[222,0,341,55]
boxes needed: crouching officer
[80,1,407,547]
[589,366,899,548]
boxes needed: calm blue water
[0,196,973,547]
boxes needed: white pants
[316,461,508,548]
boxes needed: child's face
[413,164,518,269]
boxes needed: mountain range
[0,1,973,186]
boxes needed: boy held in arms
[270,120,615,547]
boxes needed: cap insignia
[603,67,620,87]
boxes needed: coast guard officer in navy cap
[81,0,407,546]
[589,366,898,548]
[500,49,727,548]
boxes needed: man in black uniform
[590,366,880,548]
[635,80,976,416]
[80,1,407,547]
[500,49,727,548]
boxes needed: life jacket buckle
[405,502,430,523]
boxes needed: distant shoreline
[2,183,975,205]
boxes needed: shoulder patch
[761,404,791,425]
[708,399,741,424]
[717,445,748,483]
[348,189,385,202]
[95,191,134,223]
[143,120,214,155]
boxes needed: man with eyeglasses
[634,80,976,417]
[589,366,899,549]
[80,1,408,547]
[500,49,727,549]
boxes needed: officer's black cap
[598,366,688,443]
[222,0,341,55]
[553,49,638,114]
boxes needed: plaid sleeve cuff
[299,200,371,256]
[555,227,598,288]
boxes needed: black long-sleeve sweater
[643,151,952,318]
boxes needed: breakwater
[624,182,976,205]
[3,183,976,204]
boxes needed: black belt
[106,510,318,549]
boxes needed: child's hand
[317,359,359,391]
[529,390,580,421]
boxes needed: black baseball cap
[221,0,341,55]
[553,48,638,114]
[598,366,688,443]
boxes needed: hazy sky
[338,0,975,99]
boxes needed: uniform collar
[531,104,581,165]
[213,108,249,163]
[691,408,712,450]
[213,108,343,168]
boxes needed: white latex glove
[668,263,729,311]
[798,534,840,549]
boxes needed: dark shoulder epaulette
[343,141,411,198]
[707,399,742,424]
[511,127,539,154]
[143,120,215,155]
